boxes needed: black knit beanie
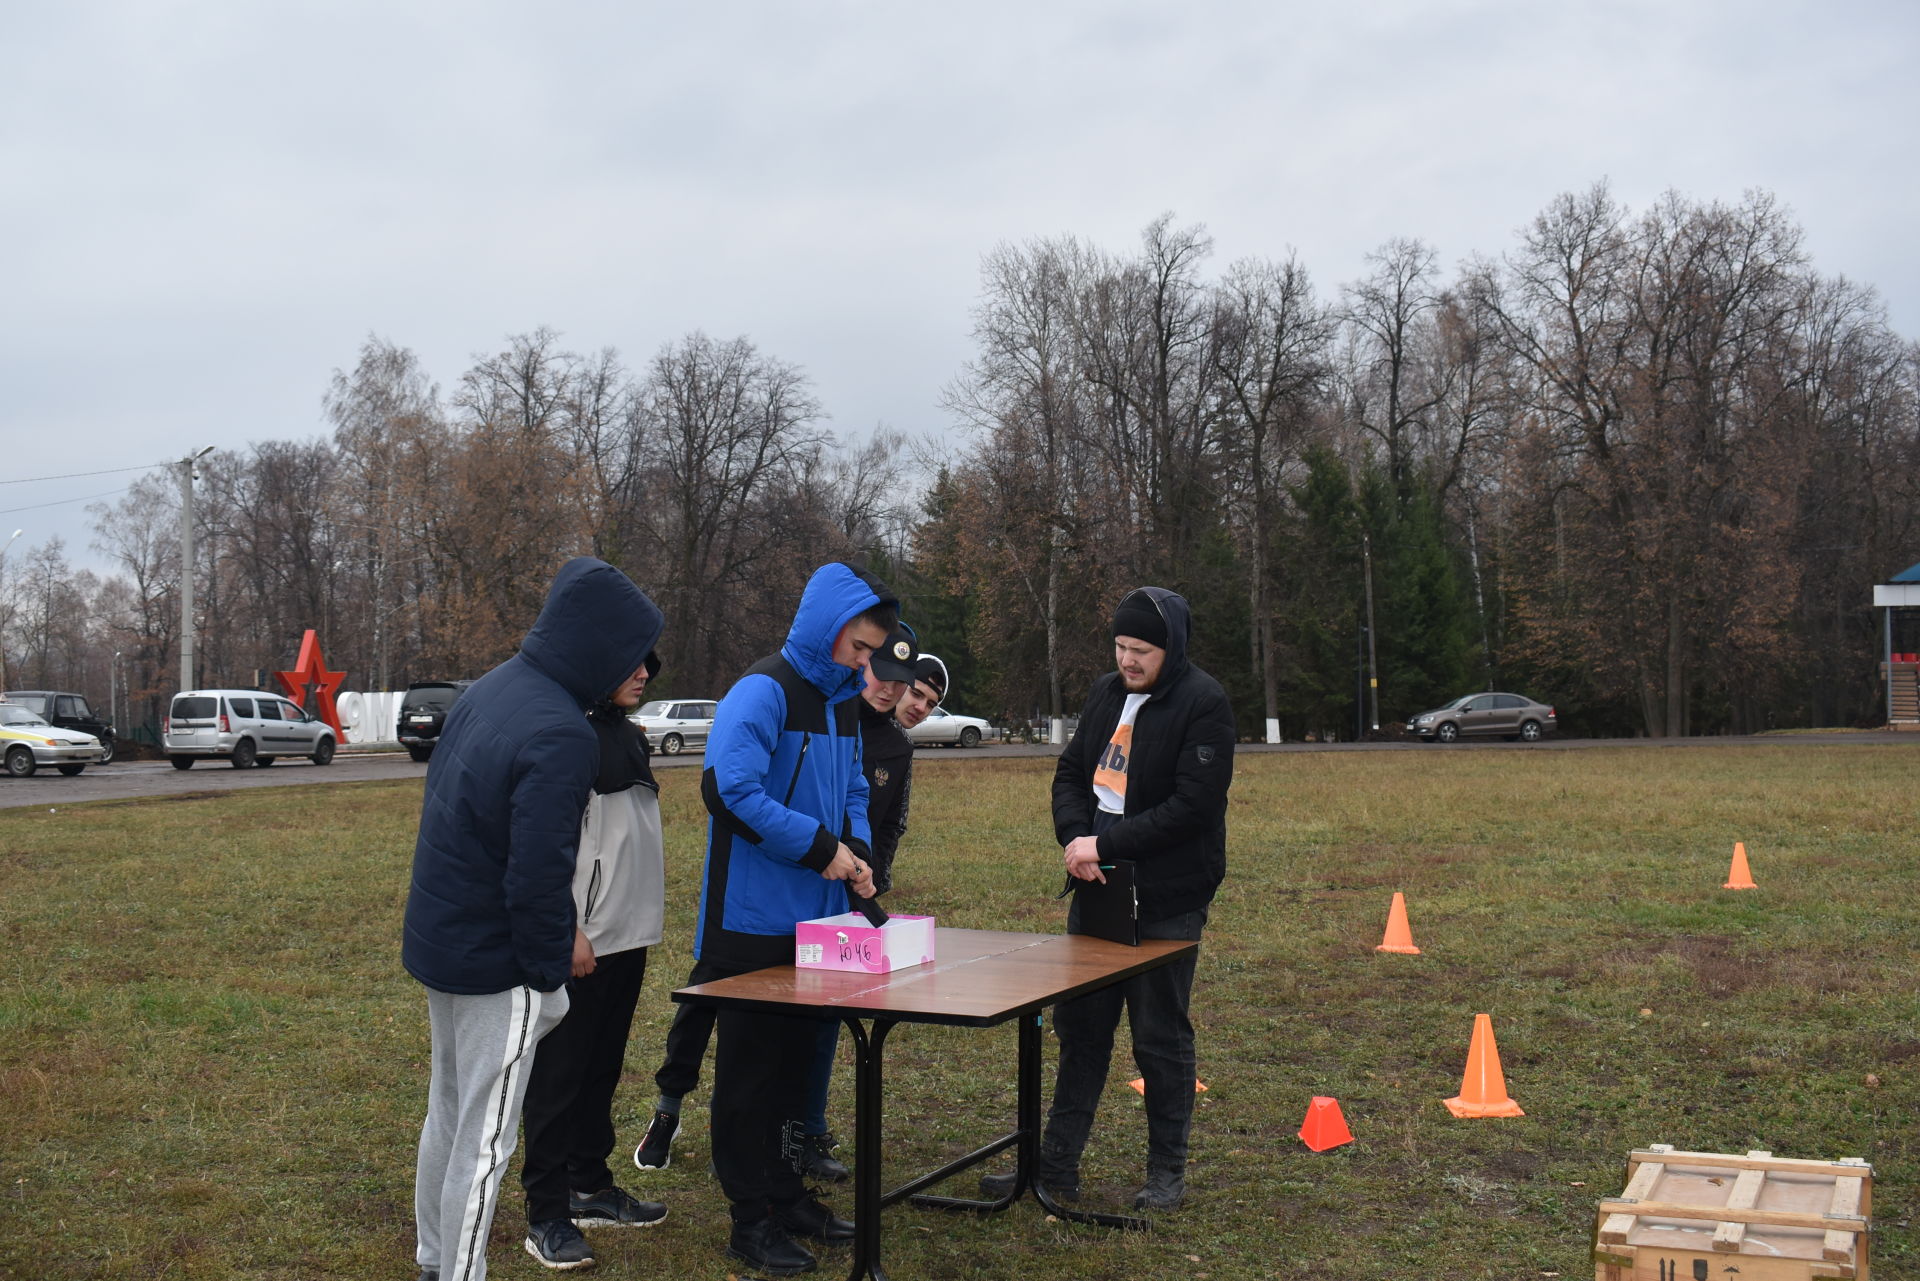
[1111,593,1167,649]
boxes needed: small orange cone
[1443,1013,1524,1118]
[1297,1095,1354,1151]
[1723,841,1757,890]
[1128,1077,1207,1095]
[1375,892,1421,954]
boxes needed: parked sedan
[0,703,105,777]
[631,699,718,756]
[4,690,117,763]
[903,706,994,748]
[1408,692,1558,743]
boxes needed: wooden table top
[673,928,1198,1027]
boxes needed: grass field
[2,744,1916,1280]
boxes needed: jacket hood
[519,557,666,708]
[781,562,896,700]
[1120,586,1192,696]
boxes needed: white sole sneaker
[523,1237,597,1270]
[632,1114,680,1170]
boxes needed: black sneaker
[569,1185,667,1229]
[726,1216,817,1276]
[978,1168,1081,1203]
[632,1109,679,1170]
[796,1131,849,1182]
[525,1218,597,1270]
[775,1190,854,1243]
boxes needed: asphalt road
[2,731,1913,812]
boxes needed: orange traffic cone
[1723,841,1757,890]
[1129,1077,1207,1095]
[1375,892,1421,954]
[1443,1013,1525,1118]
[1297,1095,1354,1151]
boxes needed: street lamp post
[177,448,214,692]
[1362,531,1380,734]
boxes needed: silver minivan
[164,689,339,769]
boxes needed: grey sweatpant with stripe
[415,984,570,1281]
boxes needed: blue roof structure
[1893,562,1920,584]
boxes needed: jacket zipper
[583,860,603,924]
[783,732,811,805]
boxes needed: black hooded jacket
[1052,587,1234,923]
[858,697,914,894]
[403,558,664,994]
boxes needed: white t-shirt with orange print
[1092,692,1151,814]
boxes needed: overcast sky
[5,0,1916,573]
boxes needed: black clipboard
[1057,860,1139,946]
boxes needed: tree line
[2,182,1915,745]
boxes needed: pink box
[794,912,936,974]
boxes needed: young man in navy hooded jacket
[695,561,894,1277]
[403,557,663,1281]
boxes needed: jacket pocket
[583,860,604,924]
[782,732,811,805]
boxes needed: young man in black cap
[894,653,948,735]
[982,586,1233,1212]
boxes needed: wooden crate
[1594,1146,1872,1281]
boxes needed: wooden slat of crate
[1623,1147,1870,1179]
[1598,1158,1667,1244]
[1825,1171,1867,1264]
[1595,1197,1866,1234]
[1713,1158,1771,1251]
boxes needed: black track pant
[519,946,649,1224]
[652,959,724,1099]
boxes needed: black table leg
[843,1016,893,1281]
[910,1012,1149,1231]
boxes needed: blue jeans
[1045,901,1208,1174]
[802,1019,838,1137]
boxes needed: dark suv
[397,680,474,762]
[4,690,118,763]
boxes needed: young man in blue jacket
[402,557,663,1281]
[695,561,893,1277]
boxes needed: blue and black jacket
[697,562,894,969]
[403,558,664,995]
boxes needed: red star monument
[274,629,347,740]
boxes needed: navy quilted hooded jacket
[403,558,664,995]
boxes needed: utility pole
[1362,531,1380,733]
[177,448,214,692]
[0,529,21,690]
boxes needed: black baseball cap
[867,621,919,684]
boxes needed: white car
[0,703,105,777]
[631,699,718,756]
[903,706,993,748]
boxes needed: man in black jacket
[984,586,1232,1212]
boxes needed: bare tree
[1213,253,1334,738]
